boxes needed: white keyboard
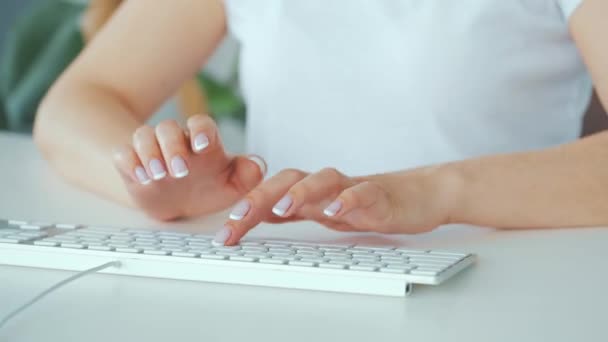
[0,219,475,296]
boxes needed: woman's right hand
[112,114,266,220]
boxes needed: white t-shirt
[224,0,590,176]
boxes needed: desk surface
[0,132,606,342]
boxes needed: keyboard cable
[0,260,122,330]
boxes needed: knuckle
[155,119,180,134]
[133,125,153,140]
[340,188,361,208]
[320,167,342,180]
[289,181,313,201]
[247,187,270,204]
[278,168,305,181]
[188,116,217,138]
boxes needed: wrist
[404,162,467,226]
[432,162,468,225]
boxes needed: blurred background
[0,0,606,144]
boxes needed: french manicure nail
[135,166,151,185]
[323,200,342,217]
[171,156,189,178]
[193,133,209,152]
[212,225,232,246]
[229,200,250,220]
[272,195,293,217]
[248,155,267,176]
[149,159,167,180]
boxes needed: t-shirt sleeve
[557,0,586,19]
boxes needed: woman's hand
[215,166,462,245]
[112,114,266,220]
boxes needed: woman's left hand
[214,166,462,245]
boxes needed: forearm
[443,132,608,228]
[34,81,141,206]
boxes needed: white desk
[0,132,606,342]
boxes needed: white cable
[0,260,121,330]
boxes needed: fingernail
[323,200,342,217]
[193,133,209,152]
[229,200,250,220]
[272,195,293,217]
[171,156,189,178]
[149,159,167,180]
[135,166,151,185]
[212,225,232,246]
[248,155,267,176]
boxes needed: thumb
[231,154,267,193]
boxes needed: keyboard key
[352,255,379,261]
[259,258,287,265]
[189,247,213,254]
[213,246,242,252]
[396,248,429,255]
[410,269,441,276]
[243,252,270,258]
[241,246,268,252]
[357,262,385,268]
[108,243,132,248]
[324,252,351,259]
[143,249,170,256]
[318,263,347,269]
[0,229,22,235]
[160,237,184,243]
[289,260,317,267]
[381,256,407,263]
[379,268,410,274]
[199,254,227,260]
[6,234,36,241]
[294,245,318,251]
[34,240,59,247]
[161,247,187,253]
[132,244,159,250]
[54,223,81,229]
[60,242,86,249]
[299,257,327,263]
[89,245,115,251]
[296,251,324,258]
[116,247,143,253]
[372,250,401,257]
[0,237,23,244]
[385,264,415,271]
[109,237,134,242]
[268,247,294,254]
[239,241,264,247]
[273,255,299,262]
[172,251,200,258]
[229,256,259,262]
[20,224,48,230]
[319,247,346,252]
[188,242,212,248]
[79,238,107,244]
[263,242,292,248]
[349,265,378,272]
[18,231,48,238]
[8,219,28,225]
[216,251,243,257]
